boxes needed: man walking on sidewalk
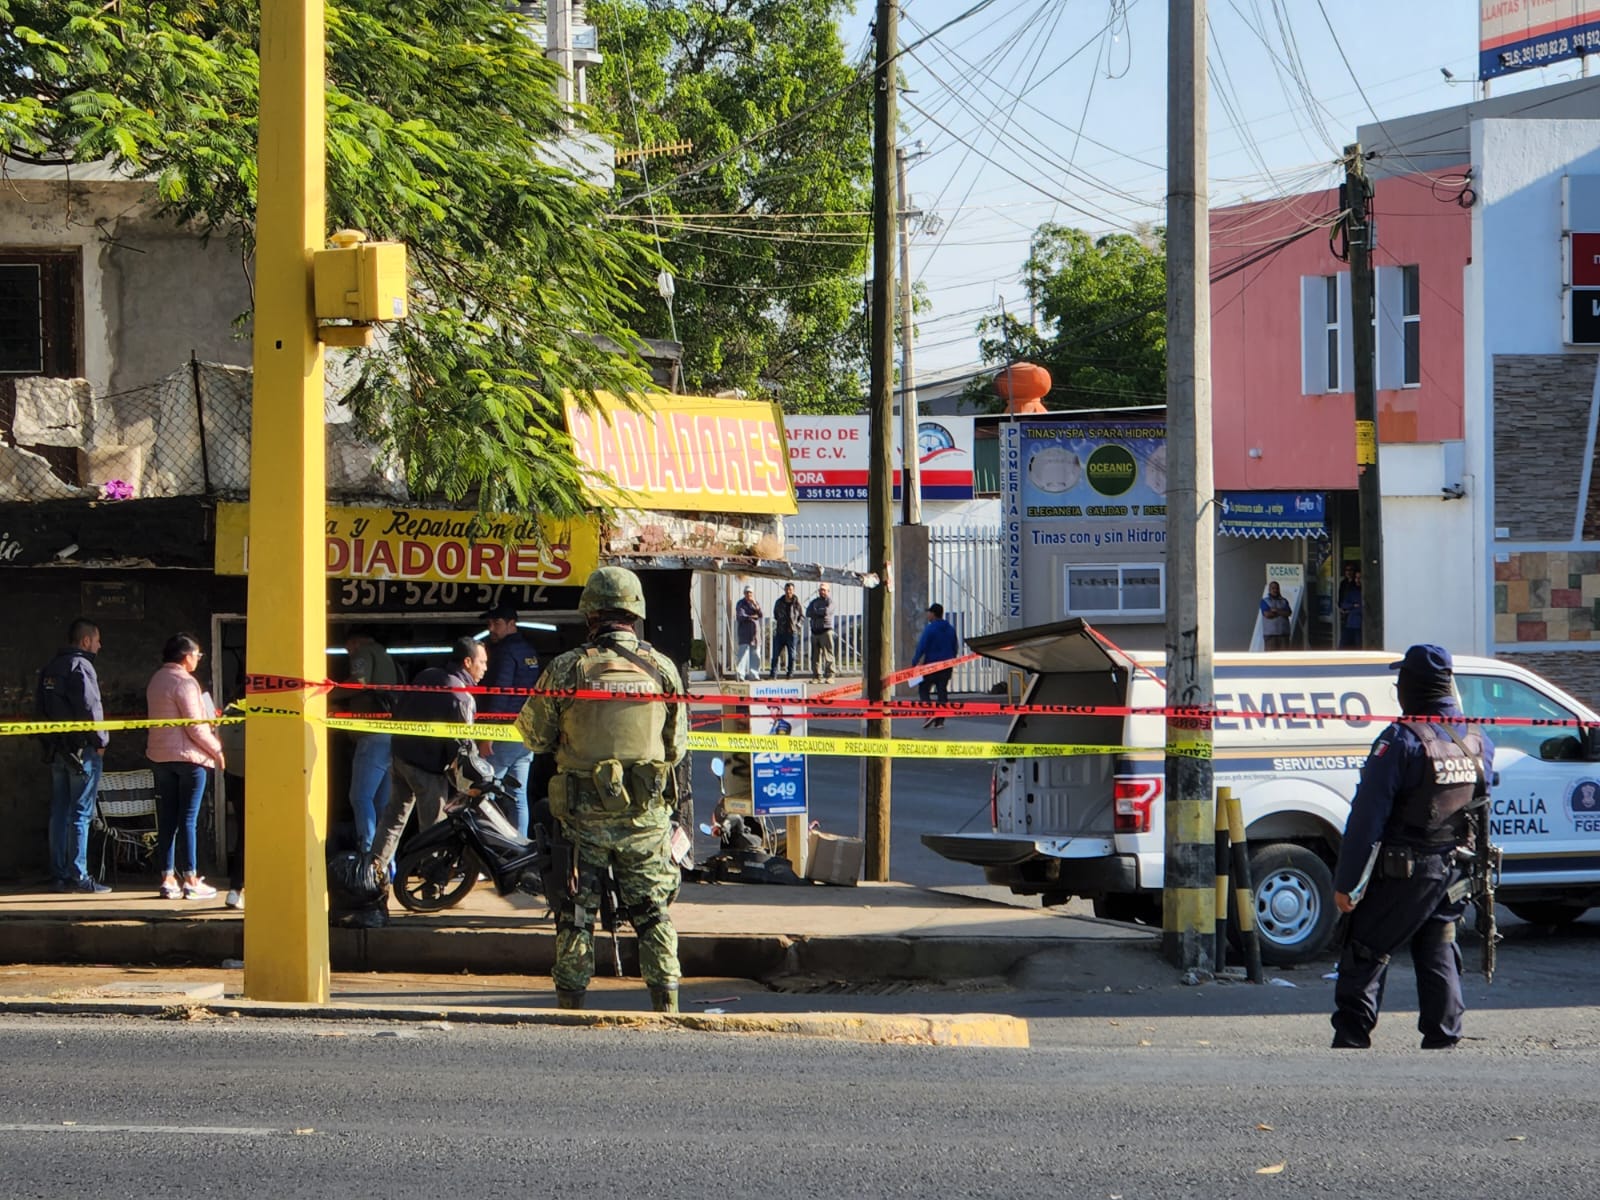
[36,619,111,893]
[911,603,961,728]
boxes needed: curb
[0,996,1029,1048]
[0,917,1089,986]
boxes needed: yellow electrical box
[313,230,408,323]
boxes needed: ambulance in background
[922,619,1600,965]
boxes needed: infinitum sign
[1481,1,1600,79]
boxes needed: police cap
[1389,644,1453,677]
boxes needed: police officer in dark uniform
[1330,644,1493,1050]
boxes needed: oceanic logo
[1085,444,1138,496]
[917,421,957,460]
[1567,778,1600,833]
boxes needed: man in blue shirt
[479,603,541,836]
[1330,644,1492,1050]
[911,603,961,729]
[36,618,112,893]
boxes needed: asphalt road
[688,712,1007,888]
[6,1009,1600,1200]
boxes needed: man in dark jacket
[770,582,801,679]
[36,618,112,892]
[369,637,488,871]
[806,583,835,684]
[1330,644,1492,1050]
[480,603,541,835]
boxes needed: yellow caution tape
[0,716,243,736]
[2,710,1160,760]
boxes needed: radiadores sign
[1481,1,1600,79]
[784,416,975,501]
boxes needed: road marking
[0,1123,280,1136]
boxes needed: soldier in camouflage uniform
[516,566,688,1013]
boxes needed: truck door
[1454,671,1600,894]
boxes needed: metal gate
[734,522,1004,694]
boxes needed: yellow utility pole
[244,0,330,1002]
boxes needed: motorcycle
[393,749,697,973]
[391,749,548,913]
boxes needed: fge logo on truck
[924,619,1600,964]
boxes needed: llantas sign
[214,503,600,585]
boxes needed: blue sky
[833,0,1590,380]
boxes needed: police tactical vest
[1385,721,1485,845]
[560,640,668,771]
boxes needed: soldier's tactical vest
[560,640,667,772]
[1384,720,1485,845]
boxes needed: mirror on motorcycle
[710,756,726,778]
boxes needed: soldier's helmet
[580,566,647,620]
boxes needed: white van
[922,619,1600,965]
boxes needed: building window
[1324,275,1340,392]
[1401,264,1420,387]
[1065,563,1164,617]
[0,251,80,377]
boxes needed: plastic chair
[93,769,159,881]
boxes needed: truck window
[1455,674,1578,756]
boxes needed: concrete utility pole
[245,0,330,1002]
[896,146,922,526]
[1162,0,1217,974]
[1344,143,1384,650]
[864,0,897,881]
[892,146,930,696]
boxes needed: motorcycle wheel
[393,843,477,912]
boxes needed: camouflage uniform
[517,620,686,1008]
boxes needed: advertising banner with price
[214,503,600,588]
[749,680,808,817]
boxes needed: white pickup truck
[923,619,1600,964]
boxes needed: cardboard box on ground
[806,831,864,886]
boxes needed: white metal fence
[710,523,1005,694]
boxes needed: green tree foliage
[587,0,873,412]
[0,0,664,516]
[970,224,1166,413]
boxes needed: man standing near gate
[36,618,112,893]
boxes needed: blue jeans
[153,762,208,877]
[770,631,796,677]
[349,734,393,852]
[488,739,533,837]
[49,752,102,883]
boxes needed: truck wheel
[1247,844,1337,966]
[1505,900,1591,926]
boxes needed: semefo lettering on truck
[1212,691,1375,731]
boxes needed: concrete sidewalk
[0,878,1152,986]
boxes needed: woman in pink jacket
[146,633,225,900]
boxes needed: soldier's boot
[648,984,679,1014]
[556,988,586,1010]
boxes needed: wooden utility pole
[1344,143,1384,649]
[245,0,330,1002]
[1162,0,1217,974]
[897,145,922,525]
[863,0,897,881]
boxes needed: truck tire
[1504,900,1591,926]
[1248,843,1337,966]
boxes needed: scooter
[391,750,548,913]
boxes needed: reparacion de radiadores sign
[1481,1,1600,79]
[564,392,797,515]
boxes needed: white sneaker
[182,877,218,900]
[225,889,244,910]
